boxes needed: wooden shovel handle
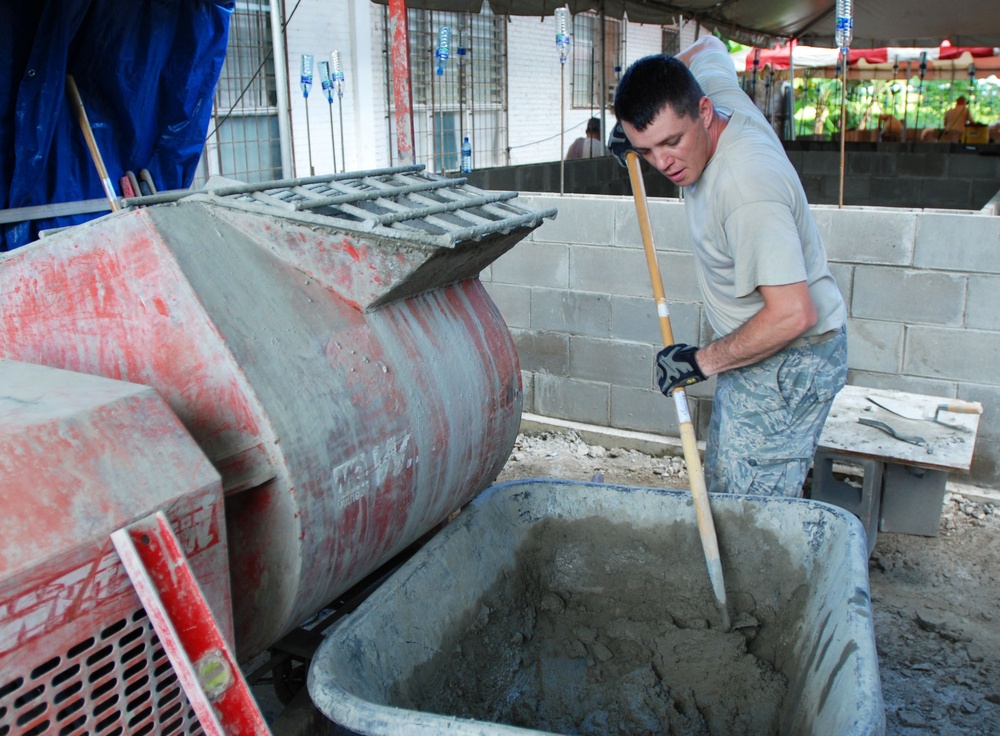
[66,74,119,211]
[626,151,730,632]
[938,400,984,415]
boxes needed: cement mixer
[0,167,555,733]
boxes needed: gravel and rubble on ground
[493,430,1000,736]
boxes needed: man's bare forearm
[694,282,817,376]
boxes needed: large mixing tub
[308,479,884,736]
[0,167,554,659]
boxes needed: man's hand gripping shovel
[610,123,730,631]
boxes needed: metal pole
[327,100,338,174]
[838,50,848,207]
[560,64,565,195]
[338,98,346,172]
[269,0,294,177]
[903,62,911,135]
[789,41,796,140]
[389,0,416,166]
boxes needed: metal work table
[811,385,983,554]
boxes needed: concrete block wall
[468,145,1000,210]
[481,194,1000,487]
[785,142,1000,210]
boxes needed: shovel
[868,395,983,424]
[625,151,730,632]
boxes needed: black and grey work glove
[607,121,635,168]
[655,344,706,396]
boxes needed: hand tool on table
[624,148,730,632]
[858,417,927,446]
[868,395,983,424]
[66,74,119,212]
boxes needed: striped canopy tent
[737,41,1000,80]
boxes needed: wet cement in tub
[389,515,805,735]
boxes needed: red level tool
[112,511,271,736]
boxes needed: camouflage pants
[704,327,848,498]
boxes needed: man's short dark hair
[585,117,601,135]
[614,54,705,131]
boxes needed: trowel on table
[867,395,983,424]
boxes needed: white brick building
[198,0,702,184]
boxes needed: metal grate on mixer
[0,608,203,736]
[122,166,557,249]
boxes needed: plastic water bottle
[436,27,451,76]
[319,61,334,104]
[300,54,314,98]
[554,7,570,64]
[461,137,472,173]
[835,0,853,51]
[331,50,345,98]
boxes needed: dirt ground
[492,430,1000,736]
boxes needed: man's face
[622,97,715,187]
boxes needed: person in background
[609,36,847,498]
[566,117,609,159]
[940,96,975,142]
[878,113,904,142]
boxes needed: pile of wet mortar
[390,515,807,735]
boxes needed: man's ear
[699,96,714,127]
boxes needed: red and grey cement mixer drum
[0,167,556,660]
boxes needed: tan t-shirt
[682,47,846,339]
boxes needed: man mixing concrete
[610,36,847,497]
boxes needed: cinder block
[821,172,871,203]
[572,246,699,300]
[827,263,853,307]
[534,374,609,425]
[569,336,651,388]
[846,372,957,400]
[531,288,611,338]
[920,177,974,210]
[523,195,616,245]
[903,326,1000,385]
[915,212,1000,274]
[870,155,898,177]
[972,180,1000,210]
[969,439,999,483]
[897,153,947,177]
[611,385,681,434]
[510,329,568,376]
[948,153,1000,179]
[812,207,915,265]
[611,296,701,345]
[966,275,1000,331]
[801,150,842,176]
[483,282,531,329]
[846,318,903,374]
[879,465,947,537]
[521,370,535,414]
[616,198,691,252]
[846,152,875,175]
[961,382,1000,442]
[851,267,965,326]
[491,240,569,288]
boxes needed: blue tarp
[0,0,233,251]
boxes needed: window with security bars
[663,26,681,56]
[384,4,508,172]
[571,12,624,109]
[195,1,282,187]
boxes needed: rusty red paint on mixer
[1,198,527,662]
